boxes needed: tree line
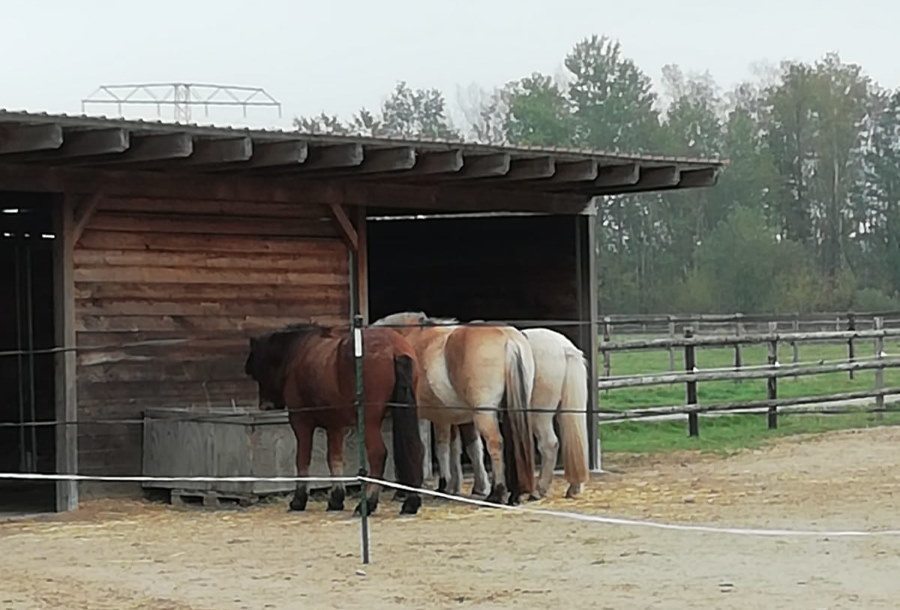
[296,35,900,314]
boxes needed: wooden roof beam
[248,140,308,167]
[203,140,308,172]
[409,149,463,174]
[184,137,252,165]
[74,132,193,165]
[301,143,363,170]
[355,146,416,174]
[591,165,680,195]
[550,159,598,183]
[449,153,511,179]
[502,156,556,181]
[0,124,63,154]
[678,167,719,188]
[0,127,129,163]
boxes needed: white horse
[450,327,590,499]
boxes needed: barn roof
[0,109,725,215]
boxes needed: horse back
[443,326,511,407]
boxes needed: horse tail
[389,354,425,493]
[503,338,536,499]
[558,346,590,496]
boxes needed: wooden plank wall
[73,196,349,478]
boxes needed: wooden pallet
[168,488,258,509]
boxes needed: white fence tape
[3,471,899,539]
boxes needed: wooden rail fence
[597,317,898,437]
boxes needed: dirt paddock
[2,426,899,609]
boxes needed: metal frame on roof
[0,110,725,203]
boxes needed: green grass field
[598,337,900,454]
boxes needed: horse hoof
[289,492,308,512]
[392,490,408,502]
[471,487,490,499]
[565,484,583,499]
[326,488,345,511]
[400,494,421,515]
[485,485,507,505]
[436,477,448,494]
[527,494,541,502]
[507,494,521,506]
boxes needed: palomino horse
[243,323,425,515]
[450,327,590,499]
[372,312,536,505]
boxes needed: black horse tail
[390,354,425,514]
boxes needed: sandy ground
[2,426,900,609]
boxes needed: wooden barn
[0,110,723,512]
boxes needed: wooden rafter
[329,202,359,251]
[72,192,103,243]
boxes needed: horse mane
[372,311,459,328]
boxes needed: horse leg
[472,411,507,504]
[355,419,387,516]
[432,422,454,494]
[289,418,313,511]
[325,427,346,511]
[459,422,490,497]
[449,425,463,495]
[532,411,559,500]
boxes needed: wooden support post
[847,312,856,380]
[54,195,78,511]
[767,321,778,430]
[875,317,885,419]
[734,320,744,381]
[667,316,676,371]
[684,327,699,437]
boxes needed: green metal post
[349,251,369,564]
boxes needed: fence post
[791,315,800,363]
[668,316,676,371]
[601,316,612,386]
[733,319,743,380]
[767,321,778,430]
[875,316,885,419]
[847,312,856,380]
[684,327,699,437]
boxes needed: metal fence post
[684,327,699,437]
[767,321,778,430]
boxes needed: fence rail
[599,310,900,342]
[597,316,896,437]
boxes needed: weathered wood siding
[73,196,349,476]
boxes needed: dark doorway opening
[0,193,58,513]
[367,213,590,478]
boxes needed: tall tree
[565,35,660,152]
[294,81,459,140]
[502,74,575,147]
[866,89,900,295]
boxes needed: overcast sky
[3,0,897,131]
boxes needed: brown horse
[243,323,425,515]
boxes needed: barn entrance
[0,192,58,514]
[366,211,598,474]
